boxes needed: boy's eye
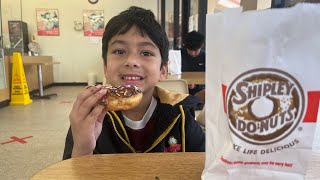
[141,51,153,56]
[113,49,125,55]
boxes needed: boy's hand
[69,85,107,158]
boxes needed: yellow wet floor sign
[9,52,32,105]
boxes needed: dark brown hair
[102,6,169,68]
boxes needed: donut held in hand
[101,85,142,111]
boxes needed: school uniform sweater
[63,87,205,160]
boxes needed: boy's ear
[159,63,168,80]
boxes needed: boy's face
[104,26,167,95]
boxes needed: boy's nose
[124,54,140,68]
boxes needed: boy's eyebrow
[137,42,157,49]
[110,40,157,49]
[110,40,126,46]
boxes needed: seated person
[63,6,205,159]
[181,31,206,109]
[181,31,205,73]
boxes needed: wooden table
[167,72,205,84]
[104,72,205,85]
[11,56,57,99]
[31,152,205,180]
[31,150,320,180]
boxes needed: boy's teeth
[123,76,141,80]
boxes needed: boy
[63,6,205,159]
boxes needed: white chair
[157,79,205,128]
[104,78,189,94]
[156,79,189,94]
[196,106,205,127]
[103,76,107,86]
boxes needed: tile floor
[0,86,83,180]
[0,86,319,179]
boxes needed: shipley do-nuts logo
[226,68,305,145]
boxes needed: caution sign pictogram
[9,52,32,105]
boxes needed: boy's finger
[77,88,107,119]
[86,105,106,124]
[97,108,107,123]
[72,85,102,112]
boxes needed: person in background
[63,6,205,160]
[181,31,205,73]
[181,31,205,109]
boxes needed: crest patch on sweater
[165,136,181,152]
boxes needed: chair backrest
[103,77,108,86]
[156,79,189,94]
[196,105,205,127]
[104,78,188,94]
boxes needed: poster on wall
[36,9,59,36]
[83,10,104,36]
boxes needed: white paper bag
[168,50,182,75]
[203,4,320,180]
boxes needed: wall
[240,0,257,11]
[241,0,271,11]
[2,0,158,83]
[207,0,218,13]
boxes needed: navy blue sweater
[63,87,205,159]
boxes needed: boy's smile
[105,25,167,98]
[120,74,145,84]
